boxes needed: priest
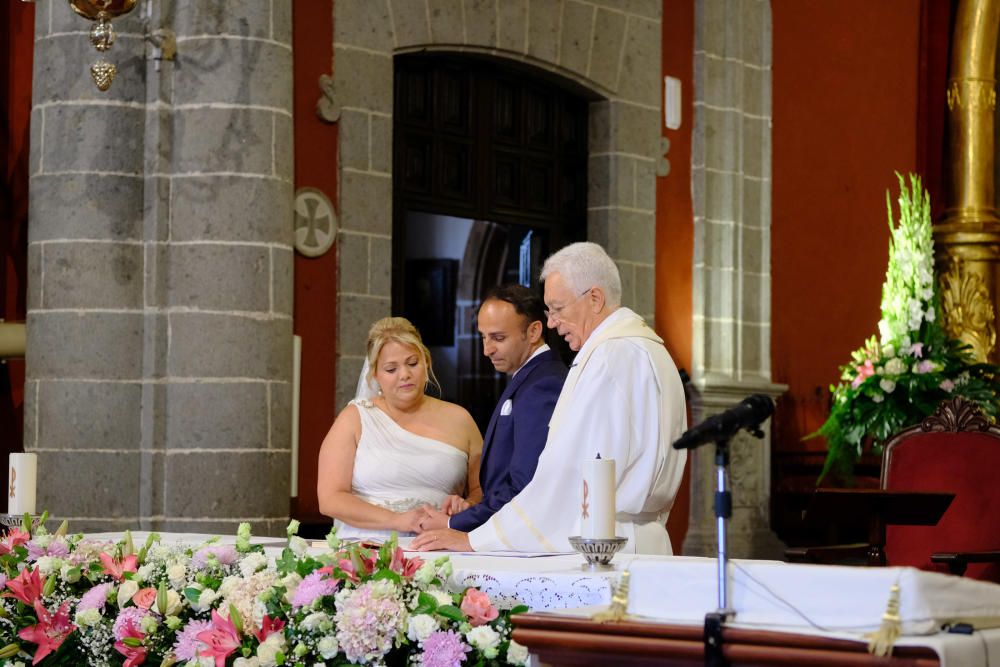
[413,242,688,555]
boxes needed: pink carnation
[421,630,470,667]
[26,537,70,561]
[173,619,212,661]
[191,544,238,570]
[291,569,338,609]
[78,582,114,612]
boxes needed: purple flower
[291,570,338,609]
[916,359,935,374]
[173,619,212,661]
[26,537,70,561]
[78,582,114,612]
[113,606,149,641]
[191,544,238,570]
[908,342,924,358]
[421,630,471,667]
[940,379,955,392]
[335,583,406,663]
[0,573,7,590]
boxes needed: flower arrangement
[0,514,530,666]
[809,173,1000,480]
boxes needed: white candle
[581,454,615,539]
[8,453,37,515]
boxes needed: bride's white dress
[334,398,468,541]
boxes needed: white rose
[506,639,529,665]
[879,378,896,394]
[35,556,62,576]
[317,636,340,659]
[884,358,905,375]
[428,589,452,607]
[407,614,440,643]
[300,611,330,631]
[234,659,260,667]
[117,580,140,608]
[239,553,268,578]
[872,393,885,404]
[74,608,102,627]
[256,633,286,667]
[167,563,187,588]
[163,589,183,616]
[135,564,153,582]
[192,587,219,612]
[466,625,501,651]
[218,575,240,598]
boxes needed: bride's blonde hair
[366,317,440,394]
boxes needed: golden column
[939,0,1000,362]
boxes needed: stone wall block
[164,382,268,448]
[609,102,658,157]
[142,313,169,380]
[333,48,393,114]
[338,110,370,171]
[588,155,611,207]
[30,174,144,242]
[497,0,527,53]
[274,113,294,181]
[42,242,143,310]
[464,0,497,47]
[37,380,141,450]
[337,296,390,358]
[704,55,737,108]
[144,110,174,176]
[703,219,735,270]
[173,40,292,108]
[162,244,271,311]
[163,451,290,517]
[704,170,735,223]
[588,208,612,251]
[742,1,770,67]
[336,357,365,411]
[615,210,655,264]
[742,225,763,275]
[704,321,734,374]
[337,233,370,294]
[369,236,392,297]
[614,260,636,311]
[743,66,770,118]
[428,0,465,44]
[143,178,172,243]
[43,106,145,174]
[26,245,41,311]
[171,176,292,244]
[390,0,431,47]
[634,158,656,211]
[743,115,769,179]
[634,263,655,319]
[703,267,733,321]
[703,107,739,172]
[740,323,765,377]
[174,108,273,175]
[28,312,143,380]
[741,270,767,323]
[559,1,594,77]
[340,172,392,235]
[272,247,294,316]
[587,9,625,92]
[335,0,394,52]
[33,35,146,105]
[598,0,660,20]
[172,1,273,38]
[527,0,562,64]
[38,451,139,518]
[616,16,660,107]
[696,0,727,55]
[588,100,611,153]
[29,108,41,175]
[168,314,293,379]
[269,380,292,449]
[370,114,392,174]
[23,380,37,448]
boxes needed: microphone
[672,394,774,450]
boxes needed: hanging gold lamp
[68,0,138,91]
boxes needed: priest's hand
[418,507,450,532]
[441,494,471,515]
[410,528,472,552]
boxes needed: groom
[420,284,566,532]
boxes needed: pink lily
[113,617,147,667]
[197,609,242,667]
[3,566,46,606]
[18,600,75,665]
[0,528,31,555]
[253,614,286,643]
[390,547,423,577]
[99,552,138,582]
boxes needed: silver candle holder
[568,535,628,570]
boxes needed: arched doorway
[393,54,590,427]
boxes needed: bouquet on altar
[809,173,1000,479]
[0,514,530,667]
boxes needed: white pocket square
[500,399,513,416]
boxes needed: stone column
[26,0,294,535]
[683,0,786,559]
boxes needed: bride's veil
[355,357,380,400]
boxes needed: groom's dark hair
[480,284,546,329]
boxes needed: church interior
[2,0,1000,664]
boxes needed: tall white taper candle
[581,454,615,539]
[8,453,37,515]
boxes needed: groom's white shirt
[468,307,688,555]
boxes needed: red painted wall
[1,1,33,453]
[770,0,922,454]
[291,0,339,524]
[658,0,695,551]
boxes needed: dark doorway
[393,53,590,429]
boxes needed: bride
[317,317,483,540]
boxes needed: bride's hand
[441,495,471,515]
[395,508,426,533]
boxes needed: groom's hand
[417,506,450,532]
[441,494,470,515]
[411,528,472,552]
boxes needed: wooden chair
[787,396,1000,581]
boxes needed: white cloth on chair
[334,398,468,541]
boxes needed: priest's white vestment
[468,307,688,555]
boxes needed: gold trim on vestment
[509,500,557,551]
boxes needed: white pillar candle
[8,453,37,515]
[581,454,616,539]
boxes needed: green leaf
[436,604,466,623]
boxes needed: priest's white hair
[540,242,622,308]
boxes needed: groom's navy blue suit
[449,349,567,531]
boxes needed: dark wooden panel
[398,134,432,196]
[436,67,471,135]
[437,138,472,202]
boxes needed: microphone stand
[703,435,734,667]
